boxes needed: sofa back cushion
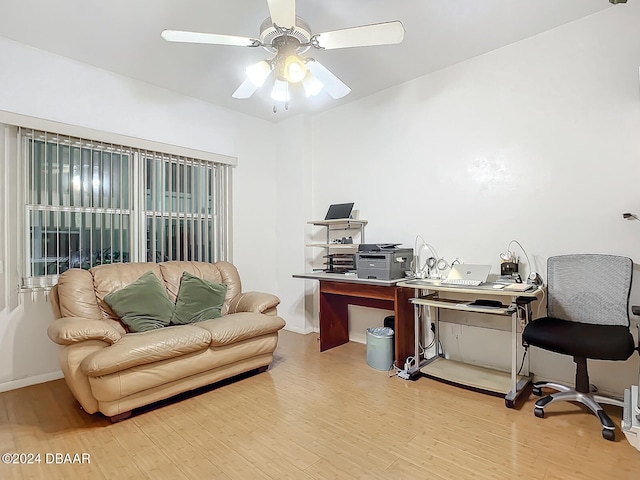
[53,261,242,329]
[91,263,165,322]
[53,266,128,335]
[55,268,103,320]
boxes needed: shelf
[410,297,513,315]
[307,219,368,227]
[421,358,529,396]
[307,219,366,274]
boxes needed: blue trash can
[366,327,394,371]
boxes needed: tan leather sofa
[47,261,286,420]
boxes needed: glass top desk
[397,278,544,408]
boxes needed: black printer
[356,244,414,280]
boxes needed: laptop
[442,264,492,286]
[324,203,354,220]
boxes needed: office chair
[522,254,636,441]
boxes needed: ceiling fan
[161,0,405,109]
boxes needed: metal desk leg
[504,300,533,408]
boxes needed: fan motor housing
[259,16,312,54]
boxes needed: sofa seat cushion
[195,312,286,346]
[80,325,212,377]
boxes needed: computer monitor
[324,203,354,220]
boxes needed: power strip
[397,370,411,380]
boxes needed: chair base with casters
[531,369,624,442]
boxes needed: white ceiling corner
[0,0,613,123]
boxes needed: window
[20,128,231,288]
[143,153,218,264]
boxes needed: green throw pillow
[171,271,227,325]
[104,271,175,333]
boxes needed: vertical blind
[20,128,230,288]
[143,152,219,264]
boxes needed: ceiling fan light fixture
[271,79,290,102]
[283,54,307,83]
[302,71,323,97]
[162,2,405,109]
[246,60,272,87]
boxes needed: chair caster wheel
[534,407,545,418]
[602,429,615,441]
[532,386,542,396]
[505,398,514,408]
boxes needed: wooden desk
[293,273,414,365]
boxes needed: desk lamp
[413,235,442,279]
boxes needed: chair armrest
[228,292,280,315]
[47,317,122,345]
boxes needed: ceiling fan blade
[161,30,259,47]
[232,78,260,99]
[306,60,351,99]
[314,21,405,50]
[266,0,296,28]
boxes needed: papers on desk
[503,283,535,292]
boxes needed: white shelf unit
[307,219,367,273]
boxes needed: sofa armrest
[48,317,122,345]
[228,292,280,315]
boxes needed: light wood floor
[1,330,639,479]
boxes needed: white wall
[232,125,278,292]
[307,5,640,394]
[0,36,279,390]
[0,38,238,158]
[273,115,315,334]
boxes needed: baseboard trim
[0,371,64,393]
[282,325,314,335]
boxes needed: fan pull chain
[273,102,289,113]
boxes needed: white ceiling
[0,0,617,123]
